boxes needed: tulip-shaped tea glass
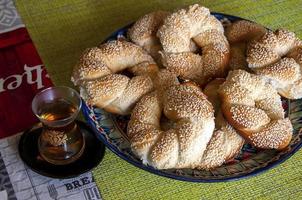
[32,86,85,165]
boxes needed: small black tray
[18,120,105,179]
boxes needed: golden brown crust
[219,70,293,150]
[247,29,302,99]
[81,74,129,107]
[158,4,229,86]
[248,119,292,150]
[228,43,250,71]
[71,47,110,85]
[105,75,154,115]
[226,104,270,131]
[128,11,170,46]
[158,4,211,53]
[198,79,244,170]
[225,20,267,71]
[160,30,230,86]
[226,20,267,43]
[203,78,225,112]
[128,83,215,169]
[71,40,158,115]
[128,11,170,61]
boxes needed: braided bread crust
[128,11,170,61]
[247,29,302,99]
[219,70,293,150]
[71,40,158,115]
[225,20,267,71]
[158,4,230,86]
[199,79,244,170]
[128,82,215,169]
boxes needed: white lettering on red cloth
[0,64,45,93]
[0,27,53,138]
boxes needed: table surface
[15,0,302,199]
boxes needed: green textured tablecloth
[15,0,302,199]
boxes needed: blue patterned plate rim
[81,12,302,182]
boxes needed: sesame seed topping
[220,70,293,149]
[249,118,292,149]
[72,39,160,115]
[129,82,215,169]
[247,28,302,99]
[128,10,170,60]
[226,20,267,43]
[157,4,229,86]
[230,104,270,129]
[198,80,244,170]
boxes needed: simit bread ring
[219,70,293,150]
[247,29,302,99]
[225,20,267,71]
[158,4,230,86]
[199,79,244,170]
[71,40,158,115]
[128,11,170,61]
[128,82,215,169]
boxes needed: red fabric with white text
[0,28,53,138]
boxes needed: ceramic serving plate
[81,13,302,182]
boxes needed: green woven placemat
[15,0,302,199]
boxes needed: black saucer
[18,120,105,179]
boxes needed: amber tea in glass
[32,86,85,165]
